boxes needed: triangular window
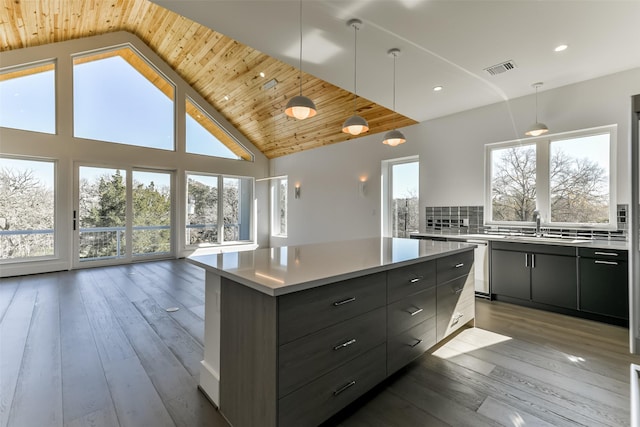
[73,46,175,150]
[186,98,252,161]
[0,62,56,134]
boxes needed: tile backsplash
[425,204,628,241]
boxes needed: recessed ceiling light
[433,86,443,92]
[223,95,229,101]
[554,44,568,52]
[259,72,265,78]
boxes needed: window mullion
[536,139,551,225]
[218,175,224,243]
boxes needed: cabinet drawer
[436,250,473,284]
[387,260,436,303]
[436,274,475,341]
[578,247,628,261]
[278,344,386,427]
[278,307,386,398]
[387,287,436,336]
[387,317,436,375]
[278,272,386,344]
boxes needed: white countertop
[410,232,628,250]
[188,237,475,296]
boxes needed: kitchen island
[188,237,475,427]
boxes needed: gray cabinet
[491,241,577,310]
[579,248,628,320]
[220,249,475,427]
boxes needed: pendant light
[342,19,369,136]
[383,48,406,146]
[525,82,549,137]
[285,0,317,120]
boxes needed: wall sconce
[358,177,367,198]
[295,184,301,199]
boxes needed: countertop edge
[188,244,475,297]
[410,232,628,250]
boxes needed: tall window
[187,173,253,245]
[272,177,287,237]
[0,62,55,134]
[73,46,175,150]
[486,125,615,227]
[383,157,419,238]
[0,157,55,260]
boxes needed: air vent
[484,60,517,76]
[262,78,278,90]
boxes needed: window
[0,157,55,260]
[272,177,288,237]
[382,156,419,238]
[0,62,55,134]
[132,170,172,256]
[187,173,253,245]
[486,125,616,227]
[73,46,175,150]
[185,98,252,161]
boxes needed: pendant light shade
[342,114,369,135]
[382,129,406,146]
[285,0,317,120]
[383,48,406,146]
[285,95,317,120]
[342,18,369,136]
[525,82,549,137]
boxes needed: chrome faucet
[533,210,542,237]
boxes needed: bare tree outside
[0,165,54,259]
[491,142,608,224]
[491,145,537,222]
[550,145,608,223]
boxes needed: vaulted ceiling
[0,0,417,159]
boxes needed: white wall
[271,67,640,246]
[0,32,270,276]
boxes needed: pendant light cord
[392,52,397,112]
[535,85,539,122]
[353,23,358,113]
[298,0,303,96]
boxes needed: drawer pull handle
[410,276,424,283]
[333,297,356,306]
[594,251,618,257]
[333,380,356,396]
[454,263,465,268]
[409,339,422,348]
[454,287,464,295]
[407,307,423,316]
[333,339,357,351]
[452,313,464,325]
[595,260,619,266]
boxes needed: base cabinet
[578,248,628,320]
[219,249,475,427]
[491,241,628,324]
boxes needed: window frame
[271,176,288,238]
[185,171,254,247]
[0,155,58,263]
[381,155,420,238]
[71,44,177,151]
[0,60,57,135]
[484,124,617,229]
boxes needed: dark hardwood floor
[0,260,636,427]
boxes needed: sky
[0,53,237,159]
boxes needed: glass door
[75,165,173,267]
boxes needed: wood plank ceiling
[0,0,417,159]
